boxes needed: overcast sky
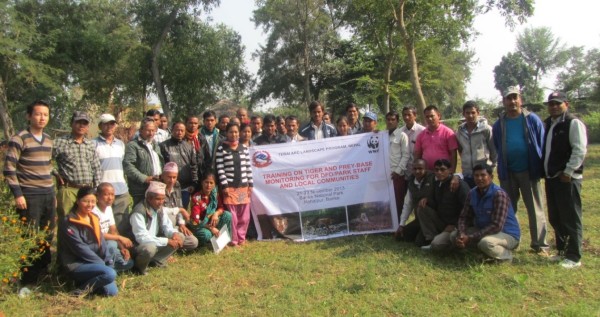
[208,0,600,106]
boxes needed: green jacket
[124,137,164,198]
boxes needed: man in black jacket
[542,91,587,269]
[417,159,469,250]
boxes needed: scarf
[200,126,219,153]
[189,188,218,228]
[185,129,200,152]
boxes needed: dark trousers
[545,177,583,262]
[392,176,408,221]
[17,192,56,284]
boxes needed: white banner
[249,132,398,241]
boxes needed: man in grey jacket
[124,118,164,206]
[456,101,497,188]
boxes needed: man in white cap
[92,114,131,234]
[160,162,192,235]
[53,111,101,217]
[492,85,549,254]
[130,181,198,275]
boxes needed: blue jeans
[106,240,134,272]
[70,263,118,296]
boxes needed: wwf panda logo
[367,135,379,149]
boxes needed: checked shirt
[53,135,101,187]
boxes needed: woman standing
[239,123,254,147]
[215,123,253,246]
[58,187,118,296]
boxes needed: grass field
[1,146,600,316]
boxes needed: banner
[249,132,398,241]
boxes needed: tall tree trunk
[383,55,393,114]
[151,7,179,120]
[391,0,427,121]
[0,77,15,138]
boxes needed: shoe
[559,259,581,269]
[548,254,563,262]
[420,244,431,250]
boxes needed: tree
[134,0,220,119]
[386,0,534,116]
[556,47,600,100]
[493,52,539,102]
[252,0,341,106]
[0,1,63,138]
[516,26,568,101]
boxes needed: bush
[0,170,48,293]
[581,112,600,144]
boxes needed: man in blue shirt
[492,86,549,254]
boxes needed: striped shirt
[3,129,55,197]
[53,135,102,187]
[215,144,253,188]
[92,136,128,195]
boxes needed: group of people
[392,87,587,271]
[3,86,587,297]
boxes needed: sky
[207,0,600,106]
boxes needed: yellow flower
[11,219,17,224]
[20,255,26,261]
[1,216,7,222]
[2,278,8,284]
[12,272,18,277]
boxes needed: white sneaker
[420,244,432,250]
[559,259,581,269]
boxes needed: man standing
[130,181,198,275]
[236,107,250,125]
[92,114,131,234]
[399,106,426,177]
[53,111,101,217]
[360,112,379,133]
[492,86,549,253]
[184,115,210,179]
[200,110,223,164]
[254,114,287,145]
[160,121,199,208]
[346,103,362,135]
[4,100,55,285]
[146,109,170,144]
[299,101,337,140]
[124,118,164,206]
[217,114,230,138]
[285,115,305,142]
[387,110,410,221]
[453,164,520,262]
[414,106,458,173]
[542,92,587,269]
[250,115,263,141]
[456,101,497,188]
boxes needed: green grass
[2,146,600,316]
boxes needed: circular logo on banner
[367,135,379,149]
[252,150,272,167]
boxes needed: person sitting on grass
[418,159,469,250]
[58,186,118,296]
[452,164,520,263]
[92,183,134,273]
[188,170,232,246]
[130,181,198,275]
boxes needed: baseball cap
[546,91,567,104]
[363,111,377,121]
[99,113,117,124]
[503,86,520,98]
[71,111,91,123]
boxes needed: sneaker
[559,259,581,269]
[548,254,563,262]
[420,244,432,250]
